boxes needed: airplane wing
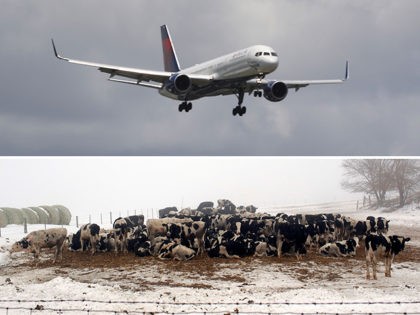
[246,61,349,92]
[51,39,212,89]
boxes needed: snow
[0,200,419,314]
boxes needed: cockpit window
[271,52,278,56]
[263,52,270,56]
[255,52,262,57]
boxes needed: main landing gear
[232,89,246,117]
[179,101,192,112]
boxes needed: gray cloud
[1,0,419,155]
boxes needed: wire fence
[0,299,419,315]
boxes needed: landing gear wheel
[186,102,192,112]
[232,105,246,116]
[178,102,185,112]
[232,106,238,116]
[179,102,192,113]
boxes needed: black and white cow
[275,222,308,259]
[204,229,255,259]
[11,228,67,263]
[365,234,410,279]
[68,223,100,254]
[366,216,390,234]
[254,235,277,257]
[113,217,130,252]
[157,241,196,261]
[96,231,117,253]
[319,237,359,257]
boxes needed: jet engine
[166,74,192,95]
[263,81,288,102]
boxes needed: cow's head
[10,238,30,252]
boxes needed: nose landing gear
[178,102,192,112]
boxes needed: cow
[365,234,410,280]
[366,216,390,234]
[11,228,67,263]
[217,199,236,214]
[159,207,178,218]
[319,237,359,257]
[147,218,193,240]
[68,223,100,254]
[157,241,196,261]
[127,226,149,253]
[164,220,207,255]
[204,229,255,259]
[254,235,277,257]
[275,222,308,260]
[113,218,129,253]
[96,231,117,253]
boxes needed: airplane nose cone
[260,57,278,73]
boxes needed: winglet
[51,39,68,61]
[160,25,181,72]
[344,60,349,81]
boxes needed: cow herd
[11,200,411,280]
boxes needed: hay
[0,209,8,227]
[54,205,72,225]
[1,207,24,224]
[21,208,40,224]
[39,205,60,224]
[29,207,50,224]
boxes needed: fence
[0,298,419,315]
[70,208,159,228]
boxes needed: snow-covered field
[0,200,419,315]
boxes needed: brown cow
[11,228,67,263]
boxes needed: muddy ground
[2,224,419,292]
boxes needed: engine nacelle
[263,81,288,102]
[165,74,192,95]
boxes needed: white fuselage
[159,45,279,100]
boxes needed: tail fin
[161,25,181,72]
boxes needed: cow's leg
[385,254,392,277]
[372,253,377,280]
[366,252,371,280]
[276,237,283,259]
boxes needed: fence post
[89,215,91,224]
[100,213,103,225]
[134,209,136,215]
[110,212,112,225]
[44,223,47,230]
[357,200,359,211]
[0,228,2,237]
[24,219,27,233]
[76,216,79,228]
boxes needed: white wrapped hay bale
[39,205,60,225]
[0,208,8,227]
[54,205,72,225]
[2,207,24,224]
[21,207,40,224]
[29,207,50,224]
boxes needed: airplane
[52,25,349,116]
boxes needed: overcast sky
[0,157,356,217]
[1,1,419,155]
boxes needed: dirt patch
[3,224,419,290]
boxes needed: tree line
[341,159,420,208]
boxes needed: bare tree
[391,159,420,207]
[341,159,394,207]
